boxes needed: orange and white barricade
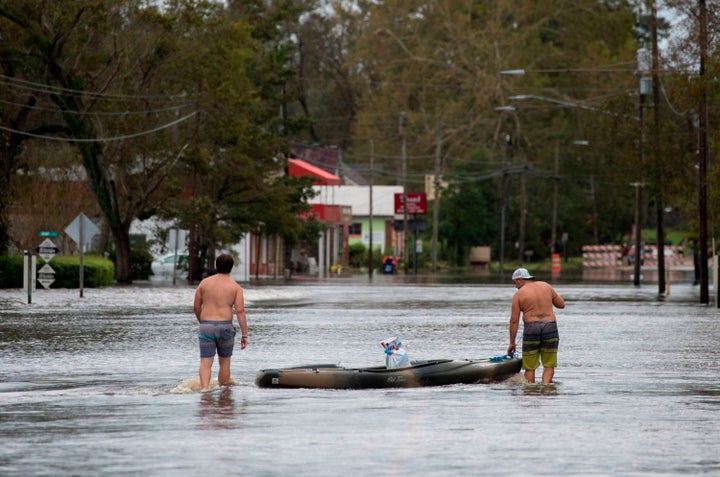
[582,245,622,268]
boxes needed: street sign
[65,212,99,298]
[37,276,55,288]
[393,219,427,232]
[37,264,55,288]
[65,213,100,248]
[394,192,427,215]
[39,231,58,237]
[37,238,59,262]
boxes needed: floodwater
[1,275,719,476]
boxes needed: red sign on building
[394,192,427,215]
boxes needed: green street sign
[39,231,58,237]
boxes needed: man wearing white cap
[507,268,565,383]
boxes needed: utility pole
[431,123,441,272]
[499,134,509,276]
[635,46,649,287]
[368,140,374,281]
[518,147,526,262]
[698,0,709,304]
[650,2,666,296]
[400,113,409,274]
[551,141,559,254]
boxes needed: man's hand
[507,343,516,356]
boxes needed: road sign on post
[65,213,99,298]
[37,263,56,288]
[37,238,60,262]
[64,213,99,250]
[36,238,58,289]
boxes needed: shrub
[0,255,24,288]
[131,247,154,280]
[0,255,114,288]
[106,240,154,280]
[41,255,115,288]
[348,242,367,268]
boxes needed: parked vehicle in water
[151,253,188,277]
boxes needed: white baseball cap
[512,268,534,280]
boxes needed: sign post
[23,250,36,304]
[65,213,100,298]
[395,193,427,275]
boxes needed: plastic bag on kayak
[381,337,410,369]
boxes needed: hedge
[0,256,24,288]
[0,255,114,288]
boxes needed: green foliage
[131,247,154,280]
[0,255,114,288]
[1,0,717,278]
[439,149,499,266]
[42,256,114,288]
[346,242,387,270]
[348,242,367,268]
[106,238,154,280]
[0,256,24,288]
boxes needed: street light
[494,104,517,275]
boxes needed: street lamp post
[494,106,516,276]
[636,47,651,287]
[500,134,510,275]
[551,141,559,254]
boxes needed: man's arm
[507,296,521,354]
[234,286,248,349]
[552,289,565,309]
[193,286,203,322]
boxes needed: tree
[340,0,646,258]
[439,149,499,266]
[284,0,362,148]
[0,1,196,282]
[159,0,318,280]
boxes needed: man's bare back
[194,254,248,391]
[512,281,565,323]
[194,273,245,322]
[507,268,565,383]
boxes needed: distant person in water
[507,268,565,384]
[193,254,248,390]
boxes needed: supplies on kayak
[381,337,410,369]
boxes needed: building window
[349,223,362,235]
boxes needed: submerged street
[1,277,719,476]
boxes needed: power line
[0,74,190,103]
[0,97,193,116]
[0,111,197,142]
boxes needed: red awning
[288,158,341,185]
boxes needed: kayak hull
[255,356,522,389]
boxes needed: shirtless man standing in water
[193,254,248,390]
[507,268,565,384]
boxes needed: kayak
[255,355,521,389]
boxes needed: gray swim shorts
[198,321,236,358]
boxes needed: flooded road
[1,277,719,476]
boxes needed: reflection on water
[197,387,247,431]
[1,281,719,476]
[171,377,238,394]
[516,382,559,397]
